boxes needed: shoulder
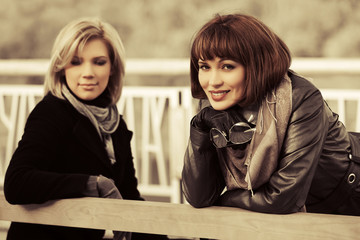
[289,70,321,97]
[288,70,324,111]
[27,93,78,128]
[33,94,70,112]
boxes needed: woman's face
[198,57,245,110]
[64,39,111,101]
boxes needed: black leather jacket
[182,71,356,214]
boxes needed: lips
[79,83,98,86]
[209,90,230,101]
[79,83,98,90]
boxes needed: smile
[210,90,230,101]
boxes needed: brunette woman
[182,13,360,216]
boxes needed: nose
[82,62,94,79]
[209,69,223,87]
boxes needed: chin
[210,104,231,111]
[78,95,97,101]
[211,106,227,111]
[210,101,239,111]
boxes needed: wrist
[82,175,99,197]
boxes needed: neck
[65,83,111,108]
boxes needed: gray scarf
[62,86,120,165]
[220,75,292,194]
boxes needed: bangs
[190,13,291,105]
[192,23,244,63]
[55,32,101,72]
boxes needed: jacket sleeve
[217,83,329,213]
[4,100,90,204]
[182,125,225,208]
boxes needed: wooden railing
[0,192,359,240]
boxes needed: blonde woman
[4,18,168,240]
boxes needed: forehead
[76,38,109,57]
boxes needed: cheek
[230,72,245,92]
[64,68,77,80]
[198,74,207,89]
[234,80,244,93]
[98,70,111,90]
[64,70,74,86]
[231,83,244,101]
[100,72,111,87]
[101,78,110,89]
[100,67,111,80]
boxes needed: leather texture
[182,71,357,214]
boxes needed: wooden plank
[0,193,359,240]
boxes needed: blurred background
[1,0,360,238]
[1,0,360,87]
[1,0,360,59]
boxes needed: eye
[222,64,235,70]
[198,63,209,71]
[94,58,108,66]
[70,57,81,66]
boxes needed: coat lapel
[72,117,114,172]
[111,119,133,172]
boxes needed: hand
[97,175,122,199]
[191,106,221,131]
[96,176,130,240]
[192,105,246,133]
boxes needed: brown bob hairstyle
[190,14,291,107]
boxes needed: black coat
[182,71,360,215]
[4,94,166,239]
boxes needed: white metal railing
[0,58,190,76]
[116,86,194,201]
[1,88,360,204]
[1,58,360,76]
[321,89,360,132]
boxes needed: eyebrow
[72,55,109,59]
[198,58,232,63]
[93,56,109,59]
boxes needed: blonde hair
[44,17,126,105]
